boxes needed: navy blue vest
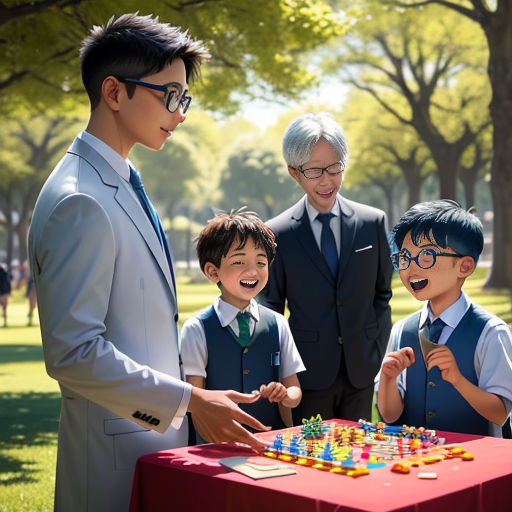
[397,304,491,435]
[198,304,284,430]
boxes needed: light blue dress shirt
[375,291,512,437]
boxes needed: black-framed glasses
[391,247,462,271]
[296,161,343,179]
[118,78,192,114]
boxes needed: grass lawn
[0,266,510,511]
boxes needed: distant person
[259,112,393,425]
[376,200,512,436]
[0,263,11,328]
[26,277,37,326]
[180,210,305,439]
[28,13,267,512]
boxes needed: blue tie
[426,317,446,343]
[129,167,176,293]
[317,213,339,278]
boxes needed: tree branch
[0,0,84,27]
[391,1,482,22]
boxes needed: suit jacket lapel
[337,195,356,283]
[291,197,334,284]
[67,138,176,300]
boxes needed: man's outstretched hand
[187,387,270,451]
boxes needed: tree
[459,130,492,209]
[219,142,300,221]
[342,89,433,219]
[333,4,490,201]
[0,0,346,115]
[385,0,512,289]
[0,109,84,265]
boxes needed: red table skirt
[130,420,512,512]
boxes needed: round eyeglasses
[118,78,192,114]
[391,248,462,271]
[296,161,343,179]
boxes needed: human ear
[458,256,475,278]
[101,76,122,112]
[203,262,220,284]
[287,166,300,183]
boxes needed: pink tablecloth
[129,420,512,512]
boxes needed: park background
[1,0,511,510]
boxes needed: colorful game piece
[263,416,473,478]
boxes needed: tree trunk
[6,220,14,271]
[483,6,512,289]
[15,220,28,264]
[404,172,422,208]
[459,167,479,210]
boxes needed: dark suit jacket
[260,195,393,391]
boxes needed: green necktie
[236,311,251,347]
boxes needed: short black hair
[196,209,277,273]
[391,199,484,263]
[80,13,209,109]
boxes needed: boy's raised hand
[258,381,288,403]
[426,346,462,386]
[381,347,415,379]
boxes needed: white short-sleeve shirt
[180,297,306,381]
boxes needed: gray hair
[282,112,349,170]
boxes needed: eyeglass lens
[395,248,435,270]
[166,88,191,114]
[302,162,342,179]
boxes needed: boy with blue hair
[180,210,305,438]
[376,200,512,436]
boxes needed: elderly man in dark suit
[259,112,393,424]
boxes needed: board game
[262,415,474,478]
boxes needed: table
[129,420,512,512]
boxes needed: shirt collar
[79,130,132,182]
[420,290,470,329]
[213,296,259,327]
[305,195,341,225]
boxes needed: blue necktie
[129,167,176,293]
[317,212,339,278]
[426,317,446,343]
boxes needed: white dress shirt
[180,297,306,380]
[305,196,342,256]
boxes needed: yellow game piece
[460,452,474,461]
[278,454,292,462]
[264,451,277,458]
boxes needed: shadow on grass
[0,344,44,364]
[0,391,60,485]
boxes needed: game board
[263,415,474,477]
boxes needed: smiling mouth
[410,278,428,291]
[160,127,172,135]
[240,279,258,289]
[317,189,334,197]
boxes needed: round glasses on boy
[391,247,462,271]
[296,161,343,179]
[118,77,192,114]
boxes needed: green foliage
[219,140,300,220]
[0,0,347,116]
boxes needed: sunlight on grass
[0,267,510,511]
